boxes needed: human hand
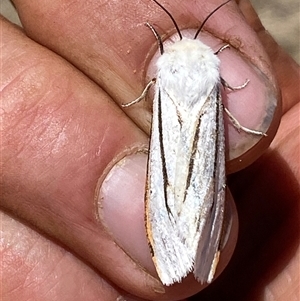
[1,0,298,300]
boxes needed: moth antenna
[194,0,231,39]
[152,0,182,40]
[146,22,164,54]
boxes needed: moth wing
[146,73,225,285]
[145,84,194,285]
[177,87,226,284]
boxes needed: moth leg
[221,78,266,136]
[121,79,156,108]
[214,44,230,55]
[224,107,267,136]
[217,46,250,90]
[221,77,250,91]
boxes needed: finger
[98,154,239,298]
[236,0,300,114]
[0,16,159,300]
[12,0,280,172]
[0,211,142,301]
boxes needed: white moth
[122,0,265,286]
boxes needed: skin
[1,0,299,300]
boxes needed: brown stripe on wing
[157,89,173,217]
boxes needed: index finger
[13,0,280,171]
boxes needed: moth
[122,0,265,285]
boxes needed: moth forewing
[193,89,226,283]
[145,80,195,285]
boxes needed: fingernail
[97,152,160,279]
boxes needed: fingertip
[97,153,240,299]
